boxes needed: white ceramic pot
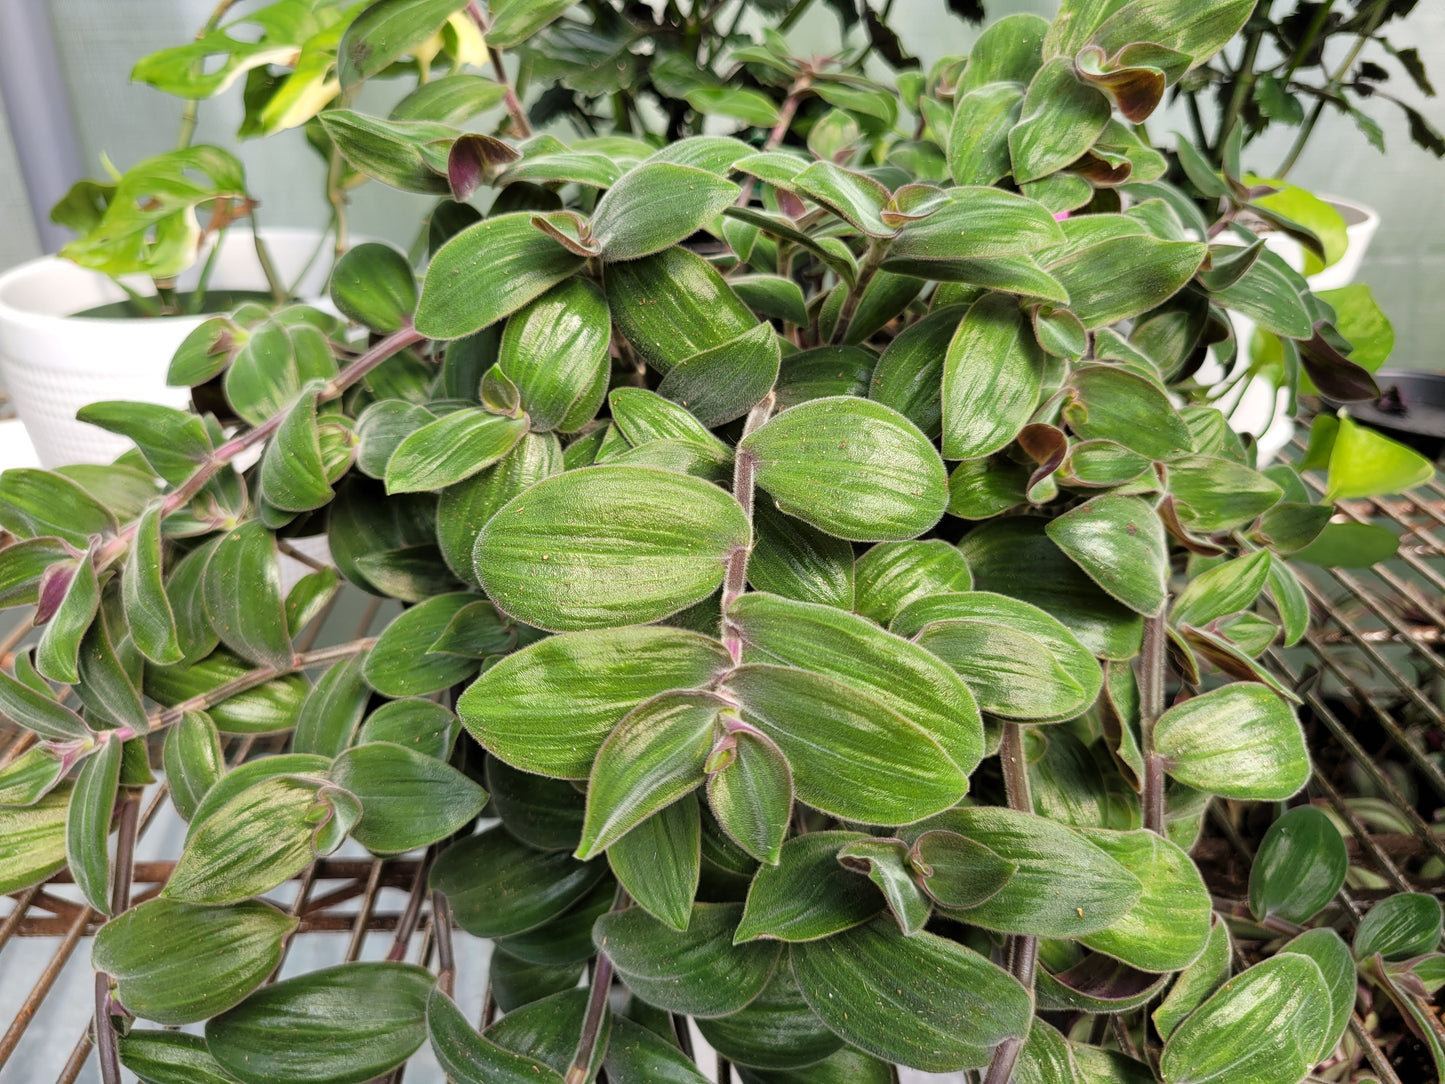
[1211,197,1381,465]
[0,228,335,467]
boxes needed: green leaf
[741,398,947,542]
[391,73,506,124]
[162,711,225,822]
[459,626,731,778]
[119,1029,244,1084]
[1075,828,1211,972]
[725,664,968,826]
[696,964,845,1071]
[260,384,336,513]
[1046,234,1205,329]
[35,546,99,684]
[1155,684,1309,800]
[183,756,330,844]
[319,109,456,194]
[949,83,1024,186]
[76,401,212,485]
[499,279,611,433]
[777,345,875,412]
[0,746,66,806]
[338,0,467,89]
[911,807,1140,937]
[485,755,585,851]
[165,776,350,904]
[910,830,1016,909]
[791,920,1031,1073]
[962,518,1144,660]
[592,162,739,261]
[328,241,417,332]
[67,736,121,913]
[1279,928,1355,1061]
[1249,805,1347,925]
[331,741,486,854]
[940,292,1045,459]
[415,214,586,340]
[707,727,793,867]
[488,952,584,1014]
[1154,915,1231,1040]
[206,962,432,1084]
[1354,892,1443,961]
[578,691,725,858]
[437,434,562,587]
[655,322,783,429]
[363,592,483,696]
[1324,413,1434,501]
[293,656,370,759]
[0,537,72,610]
[1315,284,1394,374]
[474,465,749,631]
[685,85,780,126]
[732,275,809,327]
[735,1049,891,1083]
[1160,954,1332,1084]
[203,521,293,671]
[747,499,855,609]
[94,898,295,1025]
[1064,364,1193,460]
[1173,550,1271,628]
[430,826,606,937]
[1046,495,1168,616]
[853,539,971,626]
[1009,57,1111,184]
[898,591,1103,722]
[604,246,755,375]
[728,592,983,774]
[123,504,183,664]
[1289,521,1399,568]
[608,794,701,932]
[0,468,116,549]
[1168,455,1284,532]
[964,12,1049,89]
[836,837,932,934]
[495,878,615,967]
[484,987,609,1080]
[737,831,884,943]
[1208,250,1313,338]
[595,902,781,1017]
[427,986,564,1084]
[486,0,572,46]
[1091,0,1254,71]
[0,662,88,742]
[0,784,71,894]
[384,408,528,493]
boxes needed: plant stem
[777,0,817,33]
[722,393,776,661]
[465,2,532,138]
[565,954,613,1084]
[1279,0,1336,88]
[94,794,139,1084]
[249,213,288,303]
[95,326,424,571]
[175,0,244,150]
[983,723,1038,1084]
[149,637,376,730]
[431,890,455,996]
[1139,613,1168,836]
[829,236,890,346]
[1276,0,1391,178]
[1214,27,1264,167]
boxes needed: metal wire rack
[2,439,1445,1084]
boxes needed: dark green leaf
[385,408,528,493]
[791,920,1031,1072]
[0,468,116,549]
[206,962,433,1084]
[67,735,121,913]
[94,898,296,1024]
[1154,915,1231,1040]
[836,837,931,934]
[430,826,606,937]
[162,711,224,822]
[853,539,971,626]
[1249,805,1347,925]
[1354,892,1443,962]
[338,0,468,90]
[608,793,701,932]
[485,755,585,851]
[941,292,1045,459]
[707,727,793,867]
[363,592,482,696]
[293,656,370,758]
[1064,364,1192,460]
[331,741,486,853]
[328,241,417,331]
[696,965,844,1071]
[0,746,66,806]
[498,279,611,433]
[747,499,855,609]
[202,522,292,671]
[1280,928,1355,1061]
[35,545,99,684]
[910,830,1017,910]
[1009,57,1111,183]
[1046,495,1168,616]
[592,163,739,261]
[427,986,564,1083]
[736,831,883,943]
[146,652,308,734]
[595,902,781,1017]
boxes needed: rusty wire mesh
[1,438,1445,1083]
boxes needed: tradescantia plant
[2,1,1441,1083]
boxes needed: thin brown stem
[564,954,612,1084]
[466,1,532,138]
[984,724,1038,1084]
[96,326,424,571]
[721,393,776,660]
[1138,613,1168,835]
[431,890,455,996]
[94,795,139,1084]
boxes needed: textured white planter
[0,228,334,467]
[1216,197,1381,464]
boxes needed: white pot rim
[0,226,331,330]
